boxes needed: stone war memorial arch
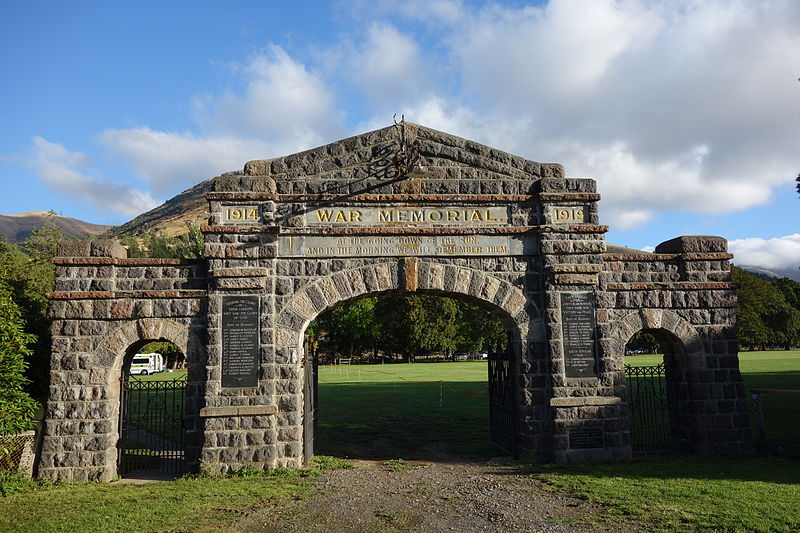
[40,123,752,481]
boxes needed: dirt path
[234,459,641,533]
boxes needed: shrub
[0,283,39,435]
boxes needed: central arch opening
[302,291,518,462]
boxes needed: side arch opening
[118,339,188,478]
[624,328,689,453]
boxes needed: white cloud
[729,234,800,272]
[348,23,431,110]
[28,137,157,217]
[440,0,800,226]
[98,128,273,196]
[82,46,344,210]
[200,46,342,143]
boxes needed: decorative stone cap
[56,239,128,259]
[655,235,727,254]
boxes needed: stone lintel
[606,282,737,291]
[549,264,604,274]
[199,405,277,417]
[201,225,280,234]
[53,257,201,266]
[47,290,208,300]
[538,193,601,202]
[207,192,539,203]
[213,268,269,277]
[553,273,598,285]
[550,397,622,407]
[216,278,266,290]
[286,227,537,236]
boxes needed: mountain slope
[0,211,111,244]
[105,171,241,238]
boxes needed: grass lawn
[316,361,492,458]
[0,470,310,533]
[534,456,800,533]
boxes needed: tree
[138,341,185,370]
[0,282,39,434]
[732,266,800,350]
[120,222,204,259]
[0,224,62,398]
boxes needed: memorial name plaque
[560,292,598,378]
[222,296,260,387]
[279,234,537,258]
[569,427,604,449]
[306,206,510,226]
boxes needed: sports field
[316,350,800,457]
[316,361,492,458]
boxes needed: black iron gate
[119,375,187,476]
[303,339,318,465]
[624,363,673,453]
[488,343,516,456]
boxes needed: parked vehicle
[129,353,165,375]
[474,351,489,360]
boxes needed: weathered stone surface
[41,124,750,482]
[655,235,728,254]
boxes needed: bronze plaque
[222,296,260,387]
[561,292,598,378]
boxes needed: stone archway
[42,123,752,481]
[273,259,542,462]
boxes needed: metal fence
[0,431,36,476]
[751,389,800,453]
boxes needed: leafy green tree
[0,282,40,434]
[120,222,204,259]
[732,266,800,350]
[0,224,62,398]
[626,331,660,353]
[138,341,185,370]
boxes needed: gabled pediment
[239,123,565,196]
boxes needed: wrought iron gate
[624,363,673,453]
[119,375,187,476]
[488,343,516,455]
[303,339,318,465]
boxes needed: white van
[130,353,164,375]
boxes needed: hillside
[104,170,241,238]
[0,211,111,244]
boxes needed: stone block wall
[40,243,208,481]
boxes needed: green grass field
[316,361,492,458]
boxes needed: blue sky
[1,0,798,276]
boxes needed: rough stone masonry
[40,123,751,481]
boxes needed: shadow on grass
[512,455,800,486]
[316,380,497,461]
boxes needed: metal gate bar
[119,375,187,475]
[488,343,516,455]
[624,363,672,453]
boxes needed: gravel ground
[234,459,642,533]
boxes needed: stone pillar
[537,177,631,461]
[40,240,128,482]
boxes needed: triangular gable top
[241,123,565,193]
